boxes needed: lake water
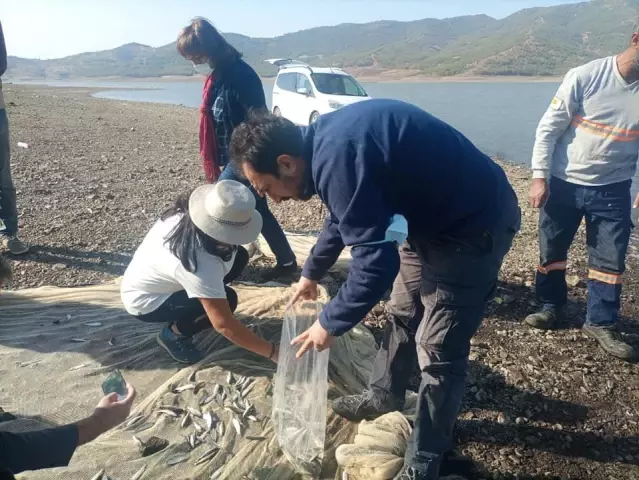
[90,79,556,167]
[18,78,639,202]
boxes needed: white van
[267,59,371,126]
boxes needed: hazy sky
[1,0,588,59]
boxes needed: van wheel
[273,107,281,116]
[309,111,320,124]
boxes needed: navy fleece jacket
[300,99,516,337]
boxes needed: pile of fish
[273,383,325,477]
[93,369,273,480]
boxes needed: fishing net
[0,235,417,479]
[335,412,413,480]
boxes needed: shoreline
[5,73,563,85]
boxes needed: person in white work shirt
[526,21,639,361]
[121,180,278,365]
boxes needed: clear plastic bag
[273,300,330,477]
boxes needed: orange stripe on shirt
[588,269,623,285]
[572,116,639,142]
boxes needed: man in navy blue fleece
[230,99,520,479]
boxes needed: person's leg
[402,214,519,479]
[219,166,296,277]
[0,109,27,255]
[224,246,249,284]
[137,291,207,364]
[333,241,424,420]
[582,181,636,360]
[526,178,583,329]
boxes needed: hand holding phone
[101,369,127,400]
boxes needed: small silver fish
[180,413,191,428]
[242,404,254,418]
[131,465,146,480]
[18,359,41,368]
[195,447,219,466]
[240,383,255,398]
[193,381,205,395]
[226,371,234,384]
[132,422,155,434]
[83,321,103,327]
[156,409,179,418]
[247,415,258,422]
[70,338,88,343]
[199,392,215,406]
[69,363,88,371]
[245,435,266,441]
[210,467,224,479]
[203,411,214,431]
[156,405,184,414]
[232,416,242,435]
[216,420,225,437]
[187,407,202,418]
[90,469,105,480]
[193,420,205,434]
[108,337,117,346]
[122,413,144,429]
[188,369,197,382]
[166,453,190,466]
[132,435,144,448]
[187,432,198,449]
[173,383,196,393]
[212,383,222,397]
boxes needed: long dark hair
[177,17,242,66]
[162,193,235,273]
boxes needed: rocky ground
[2,84,639,479]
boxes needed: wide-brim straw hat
[188,180,262,246]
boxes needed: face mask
[192,62,213,75]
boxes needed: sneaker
[1,235,29,255]
[156,326,204,365]
[524,308,560,330]
[260,262,297,283]
[332,390,403,422]
[582,324,637,361]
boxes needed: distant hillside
[6,0,639,80]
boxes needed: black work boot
[332,390,403,422]
[440,451,476,478]
[582,324,637,361]
[524,307,562,330]
[259,262,298,283]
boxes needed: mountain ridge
[5,0,638,79]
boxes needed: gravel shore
[2,84,639,479]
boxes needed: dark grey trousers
[0,109,17,236]
[369,208,520,477]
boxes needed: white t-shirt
[121,214,236,316]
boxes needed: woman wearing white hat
[121,180,277,364]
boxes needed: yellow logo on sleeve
[550,96,564,111]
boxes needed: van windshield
[311,73,368,97]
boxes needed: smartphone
[102,369,127,400]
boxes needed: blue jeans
[536,176,633,326]
[370,194,521,477]
[218,165,296,266]
[0,109,18,236]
